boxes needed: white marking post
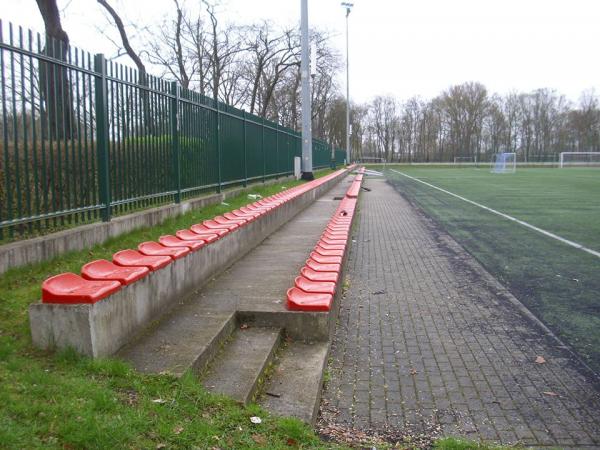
[389,169,600,259]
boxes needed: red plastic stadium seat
[203,219,238,231]
[314,246,344,257]
[42,273,121,304]
[322,231,348,241]
[295,276,336,295]
[317,242,346,251]
[300,266,339,283]
[320,236,347,246]
[81,259,149,285]
[113,250,171,271]
[305,258,341,273]
[190,224,228,237]
[225,211,258,222]
[177,229,219,243]
[286,287,332,312]
[346,182,361,198]
[159,235,205,251]
[310,252,343,265]
[214,215,247,227]
[138,241,190,260]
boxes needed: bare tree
[36,0,75,139]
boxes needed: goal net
[559,152,600,168]
[490,152,516,173]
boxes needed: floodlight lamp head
[341,2,353,16]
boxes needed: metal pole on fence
[94,54,111,221]
[215,99,221,193]
[342,2,353,166]
[261,117,265,183]
[243,111,248,187]
[300,0,314,180]
[170,81,181,203]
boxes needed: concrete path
[319,177,600,448]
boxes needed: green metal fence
[0,20,345,240]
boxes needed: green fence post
[94,53,111,222]
[243,111,247,187]
[216,99,221,193]
[261,117,266,183]
[170,81,181,203]
[275,124,279,179]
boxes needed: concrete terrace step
[202,326,282,405]
[118,308,236,377]
[260,341,329,425]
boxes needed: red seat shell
[286,287,332,312]
[190,224,227,237]
[295,276,336,295]
[138,241,190,260]
[42,273,121,304]
[113,250,171,271]
[159,235,205,251]
[300,266,339,283]
[177,229,219,243]
[81,259,149,285]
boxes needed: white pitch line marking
[389,169,600,259]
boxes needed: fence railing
[0,19,346,240]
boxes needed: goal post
[490,152,516,173]
[559,152,600,168]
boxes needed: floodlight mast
[300,0,314,180]
[342,2,353,165]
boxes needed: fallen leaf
[156,445,166,449]
[286,437,298,446]
[173,425,184,435]
[152,398,167,404]
[252,434,267,445]
[535,356,546,364]
[543,391,558,397]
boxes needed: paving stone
[319,178,600,448]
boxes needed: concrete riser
[28,171,349,358]
[0,176,295,276]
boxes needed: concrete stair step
[118,307,236,377]
[259,341,329,425]
[202,327,282,405]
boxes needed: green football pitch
[383,166,600,374]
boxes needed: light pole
[300,0,314,180]
[341,2,353,165]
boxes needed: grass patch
[0,169,350,449]
[434,437,524,449]
[384,166,600,373]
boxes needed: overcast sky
[3,0,600,104]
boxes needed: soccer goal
[559,152,600,168]
[490,152,516,173]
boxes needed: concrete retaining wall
[29,170,347,357]
[0,176,294,275]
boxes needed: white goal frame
[559,152,600,168]
[490,152,516,173]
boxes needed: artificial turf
[384,166,600,374]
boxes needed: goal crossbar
[559,152,600,168]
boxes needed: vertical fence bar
[215,99,221,193]
[94,54,111,221]
[261,117,266,183]
[243,111,247,187]
[170,81,181,203]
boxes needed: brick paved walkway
[319,178,600,448]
